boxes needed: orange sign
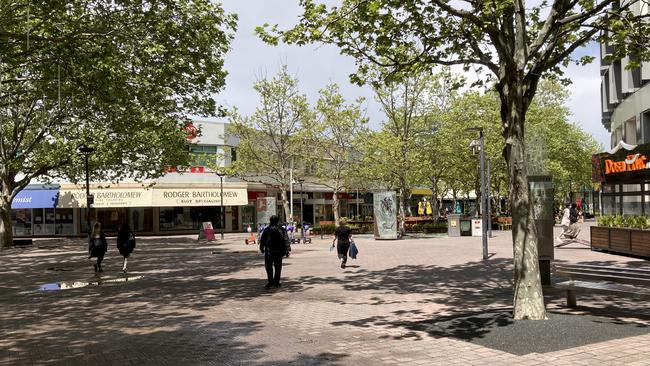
[604,154,650,174]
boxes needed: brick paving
[1,222,649,365]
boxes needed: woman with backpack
[116,222,136,273]
[88,222,108,273]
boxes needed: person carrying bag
[116,223,136,273]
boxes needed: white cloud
[217,0,609,148]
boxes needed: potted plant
[591,215,650,257]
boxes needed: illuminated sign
[604,154,650,175]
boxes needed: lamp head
[78,145,95,155]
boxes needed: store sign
[151,188,248,207]
[57,189,153,208]
[604,154,650,175]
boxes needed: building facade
[600,0,650,147]
[10,120,372,237]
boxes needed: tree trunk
[333,190,340,226]
[398,188,408,237]
[501,82,547,320]
[280,188,291,223]
[0,198,13,250]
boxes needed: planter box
[590,226,650,258]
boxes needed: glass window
[32,208,45,235]
[602,184,616,193]
[159,206,221,231]
[622,195,643,215]
[128,208,153,232]
[622,184,641,192]
[55,208,75,235]
[11,209,32,236]
[601,196,620,215]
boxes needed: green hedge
[596,215,650,229]
[314,223,374,234]
[405,221,448,233]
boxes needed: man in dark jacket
[259,215,289,289]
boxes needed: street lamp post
[78,145,95,233]
[297,179,304,242]
[216,172,225,240]
[465,127,488,260]
[356,188,360,218]
[487,158,492,238]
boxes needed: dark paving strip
[420,311,650,355]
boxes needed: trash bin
[460,219,472,236]
[447,214,461,237]
[471,219,483,237]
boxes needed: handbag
[348,241,358,259]
[128,232,136,248]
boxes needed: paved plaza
[1,223,650,365]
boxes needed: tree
[227,66,313,221]
[0,0,236,249]
[260,0,649,319]
[362,71,434,236]
[309,84,368,226]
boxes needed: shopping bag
[348,241,358,259]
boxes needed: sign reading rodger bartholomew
[373,191,398,240]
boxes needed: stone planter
[590,226,650,258]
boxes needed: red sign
[183,122,199,140]
[604,154,649,175]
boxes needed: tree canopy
[0,0,237,248]
[257,0,647,319]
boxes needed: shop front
[58,183,249,235]
[10,187,71,236]
[592,141,650,215]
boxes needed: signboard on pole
[373,191,398,240]
[200,221,215,242]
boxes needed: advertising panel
[373,191,398,240]
[256,197,277,227]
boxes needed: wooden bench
[554,263,650,308]
[496,217,512,230]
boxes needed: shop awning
[12,189,59,209]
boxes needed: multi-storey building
[600,0,650,146]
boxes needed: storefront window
[11,209,32,236]
[602,196,620,215]
[159,206,221,231]
[33,208,58,235]
[55,209,75,235]
[128,208,153,232]
[622,196,643,215]
[622,184,641,192]
[645,196,650,215]
[242,205,256,230]
[96,208,128,233]
[602,184,616,194]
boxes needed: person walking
[259,215,290,289]
[557,203,571,241]
[116,223,136,273]
[88,222,108,273]
[333,218,352,269]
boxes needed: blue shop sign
[12,189,59,209]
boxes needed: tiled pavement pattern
[1,222,649,365]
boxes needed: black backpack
[264,226,288,252]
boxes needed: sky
[216,1,610,148]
